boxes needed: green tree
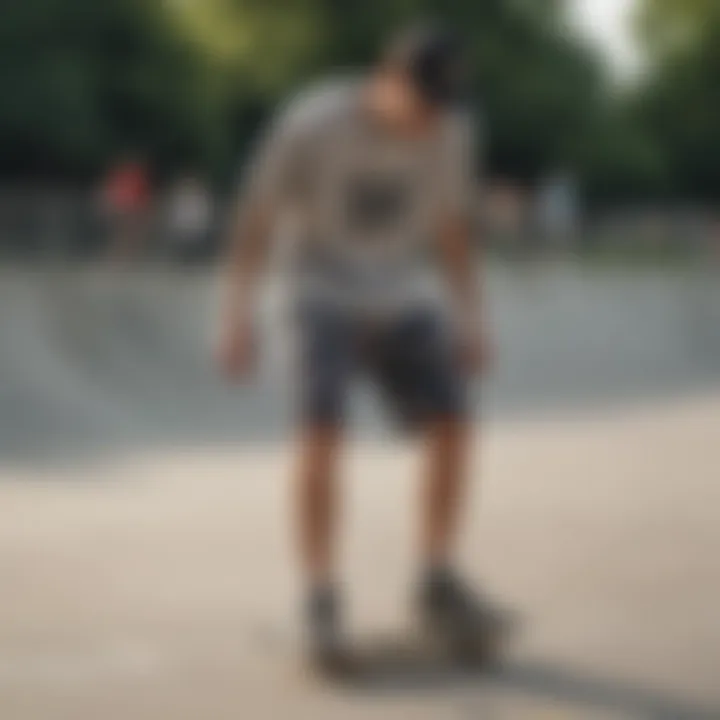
[0,0,225,179]
[633,0,720,200]
[0,0,613,189]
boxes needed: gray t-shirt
[241,77,477,315]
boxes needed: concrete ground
[1,266,719,719]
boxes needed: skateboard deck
[301,615,516,685]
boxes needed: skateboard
[302,610,516,685]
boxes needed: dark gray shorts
[295,303,468,428]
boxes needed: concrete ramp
[0,268,288,463]
[0,264,718,463]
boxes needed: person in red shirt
[101,156,151,262]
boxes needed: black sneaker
[305,587,355,678]
[418,569,509,665]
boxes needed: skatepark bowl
[1,261,719,719]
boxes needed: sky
[570,0,640,76]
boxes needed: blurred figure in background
[164,173,214,265]
[100,154,152,263]
[217,23,494,674]
[535,168,580,256]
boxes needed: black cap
[383,23,466,107]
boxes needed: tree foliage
[1,0,717,201]
[632,0,720,201]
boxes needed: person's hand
[215,310,256,381]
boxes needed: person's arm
[216,108,305,378]
[221,201,273,326]
[437,214,481,326]
[435,113,489,373]
[437,216,488,372]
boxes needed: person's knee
[298,425,343,475]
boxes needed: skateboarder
[216,23,494,673]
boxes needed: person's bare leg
[295,425,343,585]
[421,417,471,567]
[419,416,506,660]
[294,423,356,672]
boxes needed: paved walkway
[2,396,719,719]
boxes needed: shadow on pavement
[352,656,720,719]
